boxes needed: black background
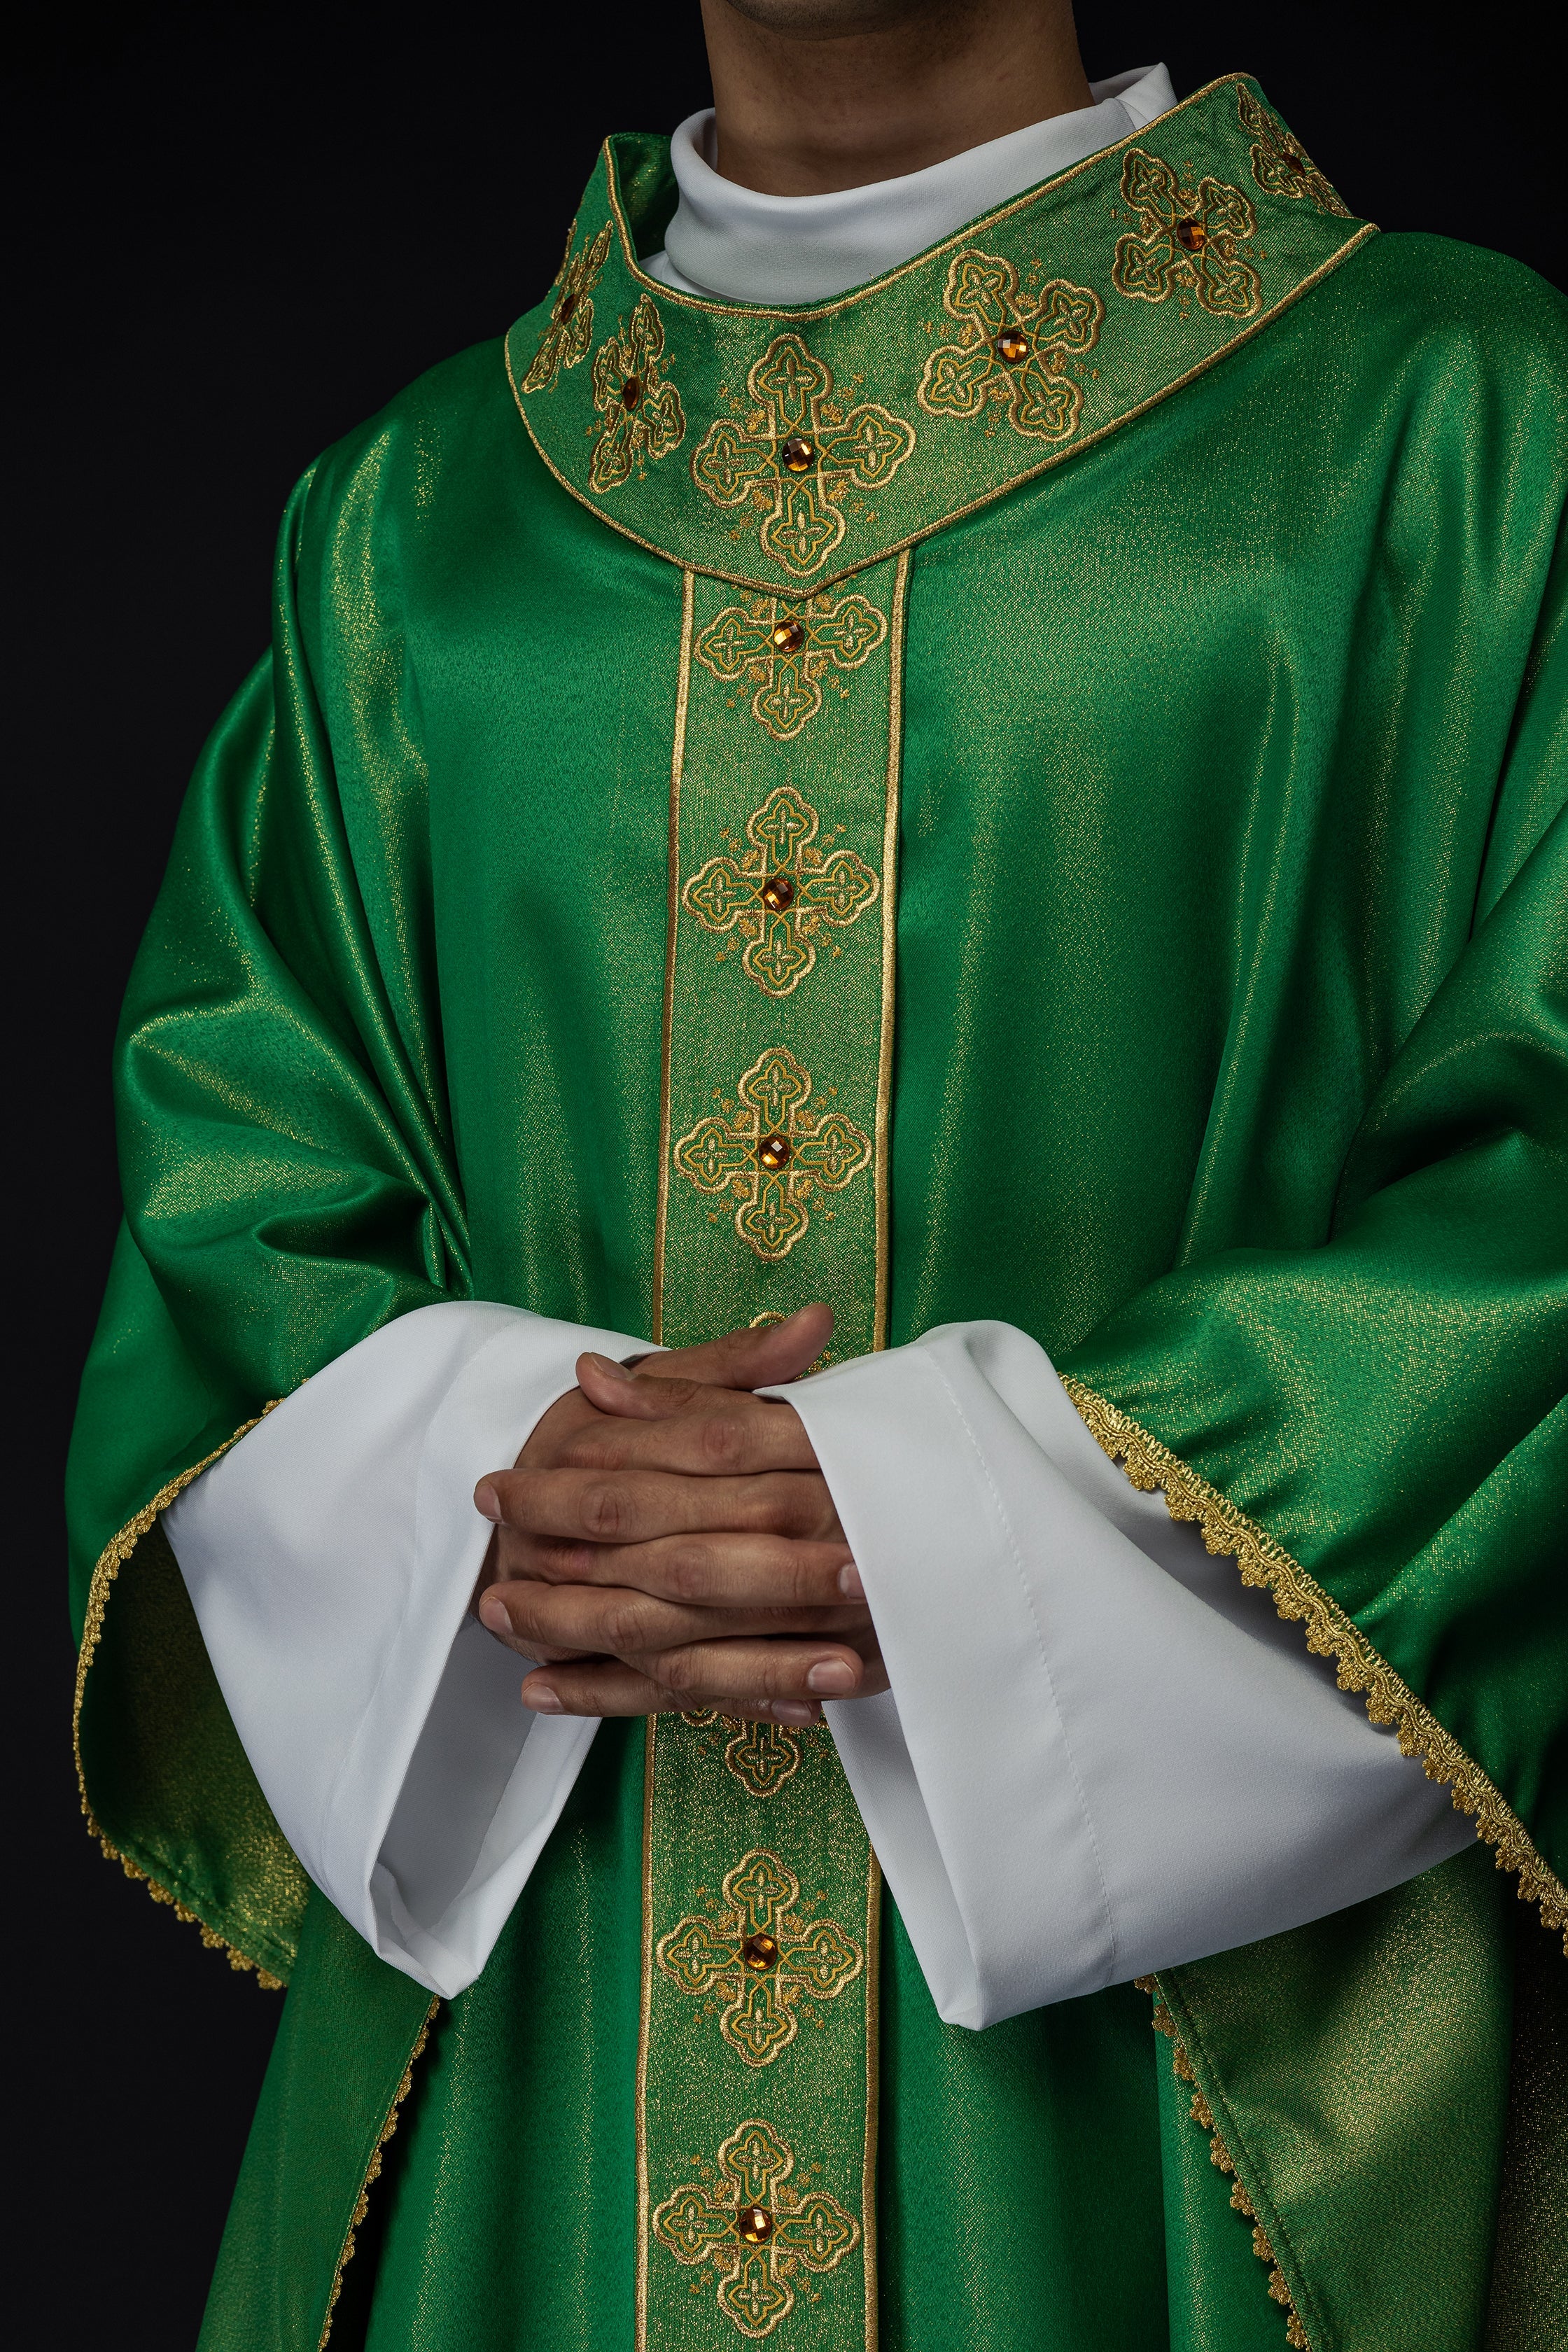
[8,4,1555,2340]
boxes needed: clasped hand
[472,1305,884,1724]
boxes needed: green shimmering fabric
[68,72,1567,2352]
[1157,1845,1516,2352]
[201,1884,435,2352]
[354,1723,647,2352]
[337,1724,1183,2352]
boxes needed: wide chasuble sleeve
[67,74,1565,2352]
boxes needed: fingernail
[478,1590,510,1636]
[837,1563,864,1600]
[582,1352,630,1380]
[773,1701,819,1725]
[523,1684,563,1714]
[807,1659,856,1694]
[474,1481,502,1522]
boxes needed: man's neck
[699,0,1092,195]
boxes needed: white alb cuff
[164,1301,648,1996]
[779,1322,1473,2028]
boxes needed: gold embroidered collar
[507,74,1371,594]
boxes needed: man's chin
[715,0,974,38]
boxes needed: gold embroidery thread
[318,1999,441,2349]
[692,332,915,575]
[1140,1982,1311,2349]
[1237,84,1350,218]
[695,591,888,742]
[682,1710,811,1798]
[682,783,881,996]
[673,1044,872,1261]
[657,1847,864,2067]
[1112,149,1261,318]
[918,249,1102,442]
[512,83,1376,594]
[590,293,687,491]
[74,1404,294,1987]
[652,2117,861,2339]
[522,222,612,392]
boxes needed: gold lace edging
[1137,1978,1310,2348]
[317,1996,440,2350]
[1065,1380,1568,1953]
[72,1406,288,1988]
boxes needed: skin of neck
[699,0,1093,195]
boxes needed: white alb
[644,65,1176,303]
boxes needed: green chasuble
[66,74,1567,2352]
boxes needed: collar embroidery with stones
[506,74,1373,594]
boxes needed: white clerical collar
[645,63,1175,305]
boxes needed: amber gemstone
[769,617,806,655]
[622,375,642,408]
[1286,148,1307,174]
[995,327,1030,365]
[779,435,816,473]
[760,874,796,913]
[737,2206,775,2245]
[741,1931,781,1971]
[557,291,578,321]
[1174,218,1208,252]
[756,1132,793,1172]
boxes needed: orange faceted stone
[995,327,1030,364]
[1174,218,1208,253]
[557,291,578,321]
[621,375,642,408]
[769,616,806,655]
[760,874,795,913]
[741,1931,782,1971]
[737,2206,775,2244]
[779,435,816,473]
[756,1132,793,1172]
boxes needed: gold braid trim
[1067,1380,1567,1953]
[318,1997,440,2350]
[1137,1978,1311,2350]
[72,1405,288,1988]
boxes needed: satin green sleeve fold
[1060,563,1568,1922]
[66,465,470,1977]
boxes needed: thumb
[655,1302,833,1390]
[577,1303,833,1413]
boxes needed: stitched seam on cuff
[314,1316,567,1880]
[925,1350,1119,1982]
[345,1318,643,1934]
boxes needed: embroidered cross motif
[673,1046,872,1261]
[682,1711,811,1797]
[694,591,888,742]
[657,1848,864,2068]
[1237,85,1350,217]
[589,294,686,491]
[918,249,1102,442]
[1112,150,1261,318]
[683,784,880,997]
[522,223,612,393]
[652,2118,860,2339]
[692,332,916,575]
